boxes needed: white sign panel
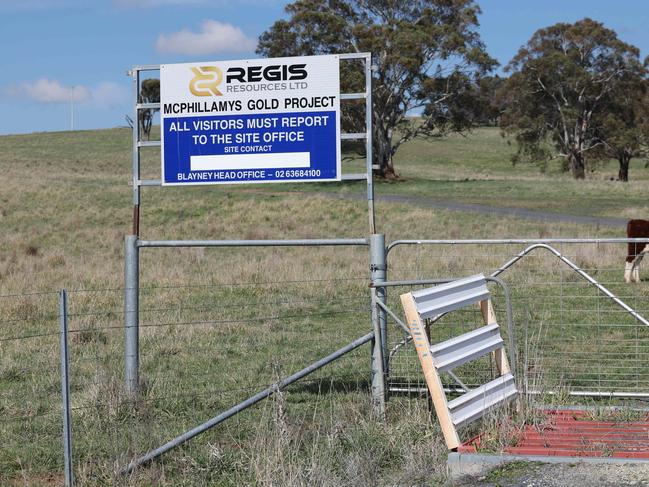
[160,54,341,185]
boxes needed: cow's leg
[625,261,634,283]
[634,249,649,283]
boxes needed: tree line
[258,1,648,181]
[140,1,649,181]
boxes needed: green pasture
[0,126,648,485]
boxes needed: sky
[0,0,647,135]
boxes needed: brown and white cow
[625,219,649,283]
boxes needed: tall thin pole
[59,289,74,487]
[369,234,386,416]
[131,69,141,236]
[370,233,388,380]
[124,235,140,396]
[70,92,74,131]
[365,54,375,234]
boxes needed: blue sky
[0,0,647,135]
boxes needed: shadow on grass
[288,377,371,395]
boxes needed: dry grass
[1,127,648,485]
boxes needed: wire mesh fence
[3,238,649,482]
[2,244,378,484]
[385,241,649,401]
[0,291,63,483]
[382,240,649,456]
[71,258,370,482]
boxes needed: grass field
[291,127,649,219]
[1,126,648,485]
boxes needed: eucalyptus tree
[500,18,645,179]
[257,0,496,177]
[595,75,648,181]
[139,78,160,140]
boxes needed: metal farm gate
[377,238,649,459]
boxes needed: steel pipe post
[364,54,375,234]
[370,234,387,414]
[124,235,140,396]
[370,288,385,418]
[59,289,74,487]
[370,234,388,387]
[130,68,141,236]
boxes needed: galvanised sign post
[160,55,341,185]
[124,53,383,416]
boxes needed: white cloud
[89,82,129,108]
[7,79,91,104]
[6,79,128,107]
[156,20,257,55]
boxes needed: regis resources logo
[188,63,310,97]
[189,66,223,96]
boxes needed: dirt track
[311,191,629,229]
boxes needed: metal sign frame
[123,54,384,409]
[128,52,375,235]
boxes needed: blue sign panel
[162,111,338,184]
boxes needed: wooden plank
[479,299,510,375]
[479,299,497,325]
[401,292,460,450]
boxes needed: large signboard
[160,55,341,185]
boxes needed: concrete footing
[447,451,649,483]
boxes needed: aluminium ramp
[400,274,517,450]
